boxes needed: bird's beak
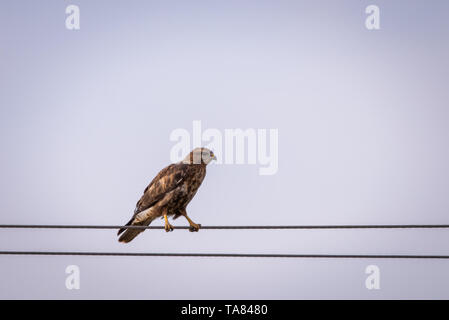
[212,155,217,161]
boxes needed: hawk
[117,147,216,243]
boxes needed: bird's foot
[164,222,174,232]
[188,223,201,232]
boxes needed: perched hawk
[117,147,216,243]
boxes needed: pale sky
[0,0,448,299]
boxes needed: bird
[117,147,216,243]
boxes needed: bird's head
[183,147,217,165]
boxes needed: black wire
[1,225,447,259]
[0,251,448,259]
[1,224,449,230]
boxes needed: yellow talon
[189,222,201,232]
[184,215,201,232]
[164,214,174,232]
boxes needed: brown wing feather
[134,163,188,214]
[117,163,188,236]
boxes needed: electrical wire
[1,224,449,230]
[0,251,448,259]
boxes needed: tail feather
[118,227,142,243]
[117,217,135,236]
[118,208,157,243]
[118,218,154,243]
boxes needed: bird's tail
[118,210,155,243]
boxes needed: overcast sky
[0,0,448,299]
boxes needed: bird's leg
[164,213,174,232]
[183,214,201,232]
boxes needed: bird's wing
[134,162,188,215]
[117,163,188,237]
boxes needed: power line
[0,251,448,259]
[1,224,449,230]
[1,225,447,259]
